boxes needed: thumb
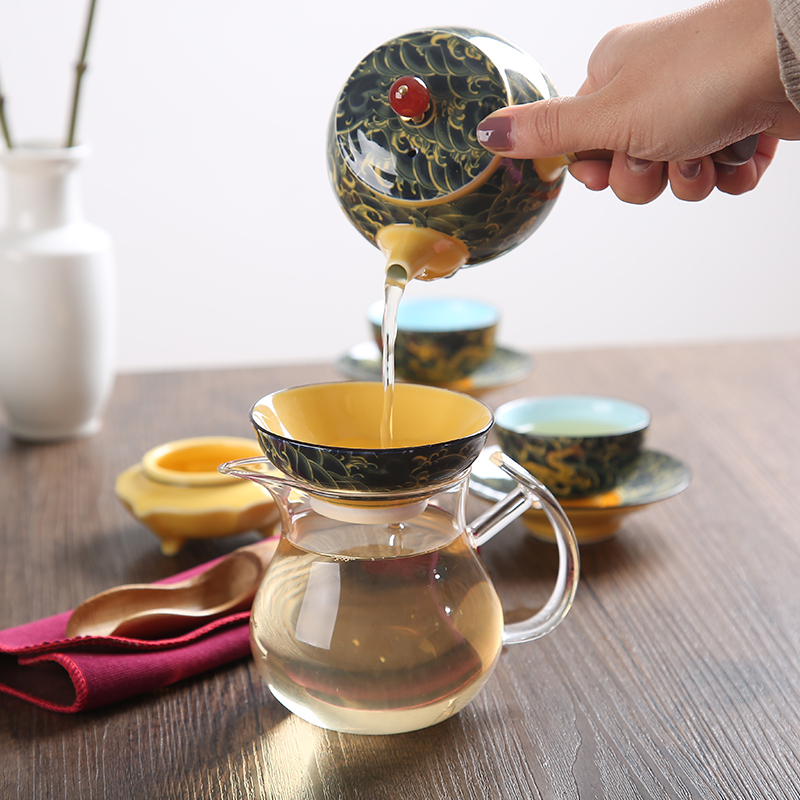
[476,95,614,159]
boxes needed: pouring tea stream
[328,27,570,439]
[328,27,758,437]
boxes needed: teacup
[495,394,650,499]
[250,381,493,495]
[368,297,499,384]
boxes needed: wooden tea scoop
[65,538,278,640]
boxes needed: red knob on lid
[388,76,430,119]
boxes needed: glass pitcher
[220,450,578,736]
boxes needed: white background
[1,0,798,373]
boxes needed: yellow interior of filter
[253,382,492,448]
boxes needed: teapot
[220,381,579,735]
[327,27,567,282]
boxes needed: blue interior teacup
[495,394,650,499]
[368,297,499,385]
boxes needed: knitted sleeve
[770,0,800,109]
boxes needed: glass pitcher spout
[218,455,296,504]
[218,456,299,532]
[218,455,293,492]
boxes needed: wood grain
[2,341,800,799]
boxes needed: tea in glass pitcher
[250,477,504,734]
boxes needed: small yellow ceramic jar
[115,436,280,555]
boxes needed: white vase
[0,143,116,441]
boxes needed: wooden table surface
[2,340,800,799]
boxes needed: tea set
[67,27,690,735]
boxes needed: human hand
[477,0,800,203]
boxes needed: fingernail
[713,134,759,165]
[626,156,653,173]
[477,115,513,151]
[717,163,737,175]
[677,160,702,180]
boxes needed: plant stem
[65,0,99,148]
[0,69,12,149]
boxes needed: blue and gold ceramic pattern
[328,28,564,268]
[250,382,493,494]
[336,340,534,394]
[382,326,496,384]
[496,427,645,499]
[368,297,499,383]
[254,431,487,494]
[495,395,650,499]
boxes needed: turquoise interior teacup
[368,297,499,384]
[495,395,650,499]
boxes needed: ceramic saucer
[336,341,534,395]
[469,445,691,544]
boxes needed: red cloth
[0,556,258,713]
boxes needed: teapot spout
[376,224,470,282]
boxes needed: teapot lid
[330,27,557,205]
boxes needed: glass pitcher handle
[466,451,580,646]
